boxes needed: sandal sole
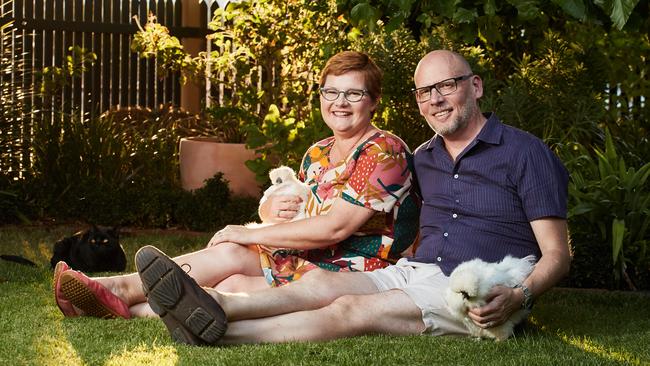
[136,246,227,345]
[59,275,118,319]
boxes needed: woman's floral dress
[259,130,420,286]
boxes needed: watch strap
[514,284,534,310]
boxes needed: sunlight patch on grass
[558,334,643,365]
[32,321,85,366]
[38,240,54,264]
[20,238,40,263]
[104,343,178,366]
[530,316,643,365]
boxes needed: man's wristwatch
[514,284,534,310]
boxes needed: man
[135,50,570,345]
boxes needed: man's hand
[467,285,524,328]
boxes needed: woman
[54,50,420,319]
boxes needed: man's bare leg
[220,289,426,344]
[207,268,380,321]
[136,245,423,345]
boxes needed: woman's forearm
[249,215,354,249]
[210,199,375,250]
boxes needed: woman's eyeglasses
[319,88,368,103]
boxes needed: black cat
[50,226,126,272]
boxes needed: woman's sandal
[59,270,131,319]
[53,261,79,317]
[135,245,227,345]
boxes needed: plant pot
[179,137,261,197]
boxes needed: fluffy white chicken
[445,255,536,341]
[260,166,309,220]
[246,166,310,229]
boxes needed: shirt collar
[475,113,503,145]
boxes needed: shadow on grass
[529,288,650,364]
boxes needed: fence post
[180,0,204,114]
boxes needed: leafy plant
[131,13,202,84]
[244,105,331,184]
[209,0,349,181]
[338,0,646,37]
[37,46,97,96]
[565,129,650,290]
[208,0,347,120]
[483,31,605,145]
[352,26,429,149]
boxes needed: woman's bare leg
[91,243,264,315]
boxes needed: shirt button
[455,199,460,203]
[452,213,458,218]
[453,174,459,179]
[443,232,449,237]
[436,256,442,262]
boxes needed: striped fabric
[411,113,569,276]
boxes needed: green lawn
[1,225,649,366]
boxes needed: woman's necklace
[332,125,373,163]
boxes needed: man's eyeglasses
[319,87,368,103]
[412,74,473,103]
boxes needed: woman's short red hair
[319,51,382,101]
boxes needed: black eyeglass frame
[319,87,369,103]
[411,74,474,103]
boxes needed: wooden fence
[0,0,215,177]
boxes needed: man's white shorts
[363,258,469,336]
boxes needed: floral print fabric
[259,130,420,286]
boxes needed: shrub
[563,216,615,289]
[353,26,429,149]
[175,173,259,232]
[1,18,32,222]
[26,106,198,227]
[244,105,331,184]
[481,30,604,146]
[0,189,29,224]
[562,130,650,290]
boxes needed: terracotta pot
[179,137,261,197]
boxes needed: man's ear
[471,75,483,99]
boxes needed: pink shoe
[59,270,131,319]
[53,261,78,317]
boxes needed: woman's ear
[370,95,381,115]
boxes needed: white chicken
[246,166,310,229]
[445,255,536,341]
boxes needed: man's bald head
[414,50,473,86]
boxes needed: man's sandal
[135,245,227,345]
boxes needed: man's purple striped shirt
[411,113,569,276]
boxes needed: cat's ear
[109,226,120,238]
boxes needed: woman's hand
[207,225,254,248]
[260,195,303,223]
